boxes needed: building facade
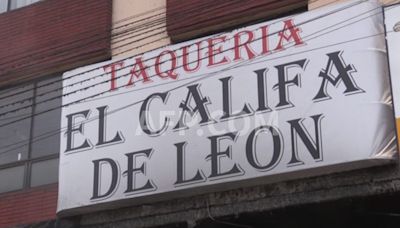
[1,0,400,227]
[0,0,111,227]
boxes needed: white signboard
[385,3,400,145]
[58,1,396,215]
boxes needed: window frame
[0,75,60,193]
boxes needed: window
[0,1,8,13]
[0,75,61,193]
[0,0,41,13]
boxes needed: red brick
[0,0,112,88]
[166,0,307,42]
[0,184,58,228]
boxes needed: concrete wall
[112,0,171,58]
[72,165,400,228]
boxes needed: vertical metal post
[7,0,11,11]
[24,82,37,188]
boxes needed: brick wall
[0,0,112,88]
[0,184,58,228]
[166,0,307,42]
[0,0,112,227]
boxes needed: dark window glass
[0,75,61,194]
[0,166,25,193]
[30,158,59,187]
[31,77,62,158]
[0,85,33,166]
